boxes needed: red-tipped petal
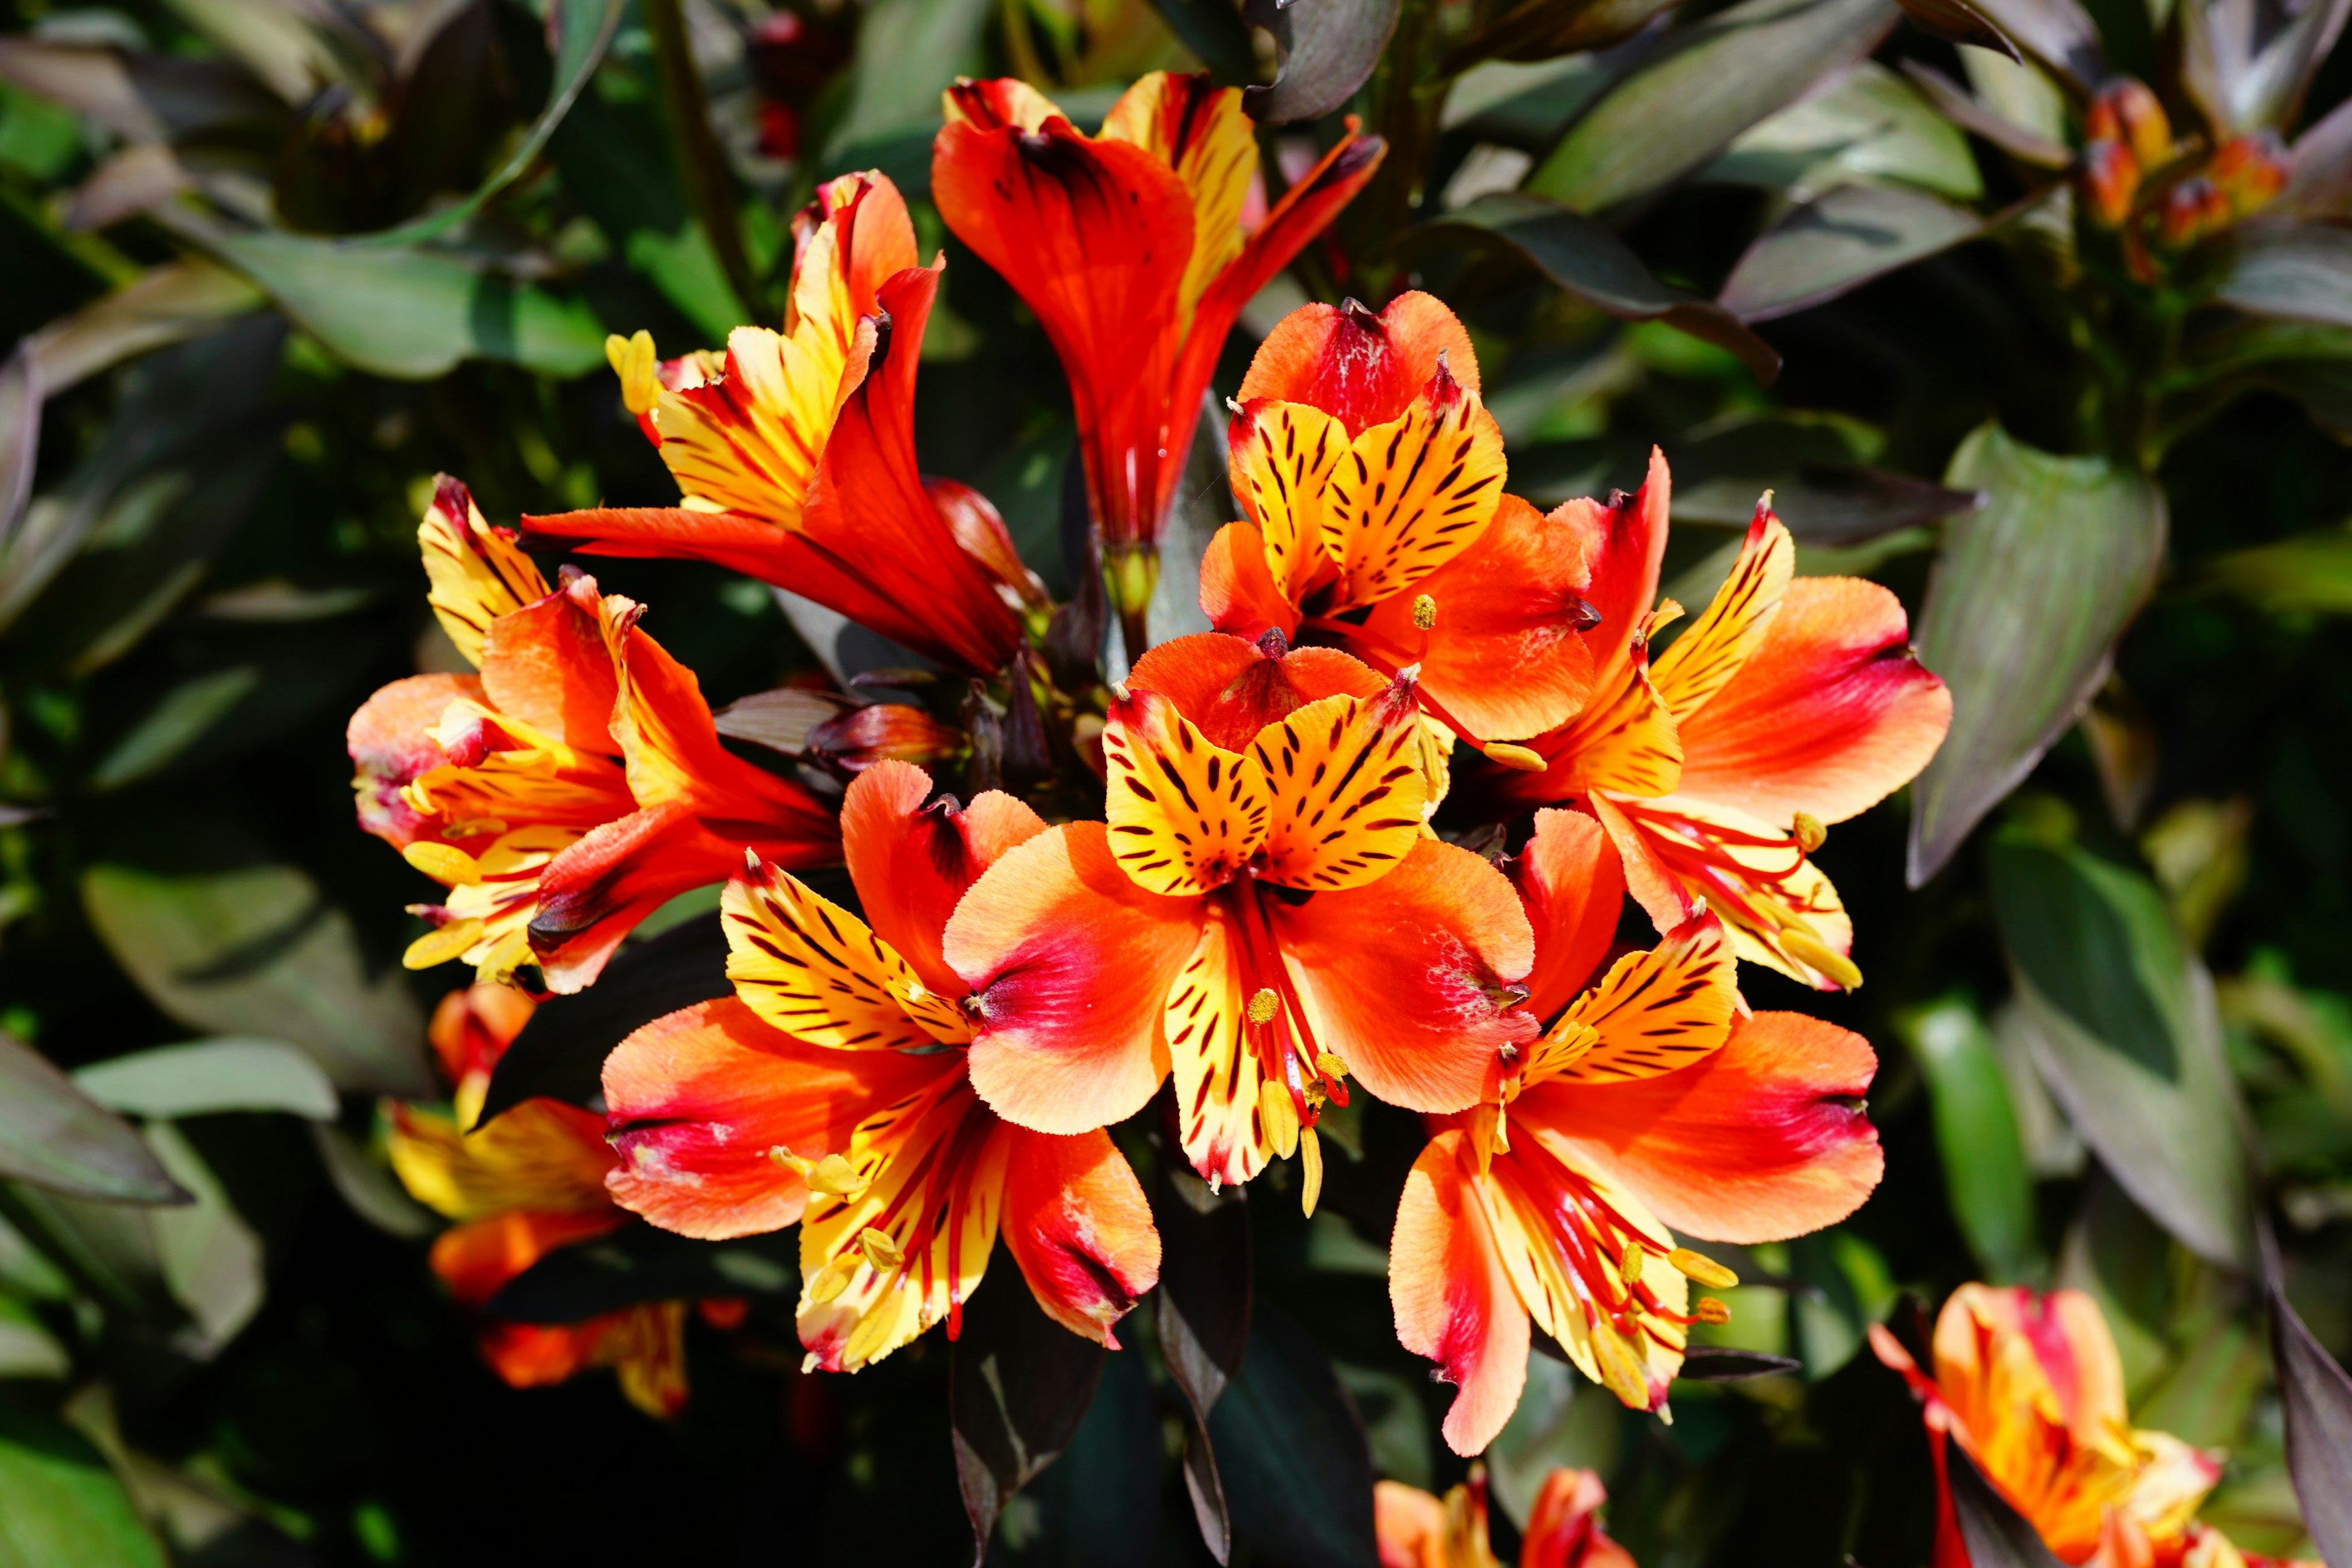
[477,581,618,754]
[431,1208,626,1307]
[1128,630,1385,753]
[1555,448,1670,695]
[1199,521,1305,644]
[1000,1126,1161,1346]
[842,760,1047,1000]
[1237,288,1477,433]
[1509,807,1627,1024]
[1392,1129,1530,1457]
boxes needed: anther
[1668,1247,1738,1289]
[770,1148,864,1196]
[1109,681,1131,701]
[1314,1052,1349,1082]
[1483,743,1547,772]
[1411,594,1438,631]
[1566,595,1602,631]
[1620,1242,1644,1286]
[1300,1128,1324,1218]
[857,1227,904,1272]
[1792,812,1826,854]
[1246,988,1280,1025]
[1258,1080,1301,1158]
[1781,928,1863,990]
[1692,1298,1733,1325]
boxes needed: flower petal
[1507,807,1627,1025]
[1673,575,1953,826]
[722,850,966,1050]
[1557,448,1670,695]
[1199,521,1304,644]
[1128,630,1386,753]
[420,475,549,668]
[1392,1129,1530,1457]
[1319,361,1507,611]
[478,576,617,754]
[1103,686,1270,895]
[1649,506,1792,723]
[842,760,1046,1000]
[1164,903,1270,1187]
[1520,1009,1882,1244]
[1237,289,1476,434]
[1227,398,1349,605]
[349,673,482,850]
[1098,72,1254,320]
[602,996,945,1239]
[1000,1125,1161,1346]
[529,802,741,993]
[1610,793,1857,991]
[1253,687,1428,893]
[389,1097,614,1224]
[1530,913,1735,1088]
[428,1208,623,1306]
[1272,838,1535,1113]
[951,823,1200,1134]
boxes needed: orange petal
[478,576,618,754]
[602,997,946,1240]
[1272,839,1534,1113]
[529,802,741,993]
[1128,630,1385,753]
[793,171,920,333]
[1649,505,1793,723]
[1523,1469,1634,1568]
[1164,902,1270,1187]
[1199,521,1304,644]
[1238,289,1475,434]
[722,851,967,1049]
[1586,790,1696,935]
[428,1208,625,1307]
[349,673,483,850]
[420,475,549,668]
[1317,361,1507,611]
[1673,575,1953,826]
[1520,1009,1882,1244]
[1252,686,1428,893]
[1098,72,1254,320]
[1000,1126,1161,1346]
[941,77,1066,132]
[390,1096,613,1224]
[1556,448,1671,696]
[1507,807,1626,1024]
[1373,1480,1453,1568]
[427,982,535,1087]
[1608,793,1857,991]
[841,760,1046,1000]
[1226,398,1348,605]
[1352,494,1597,741]
[1518,635,1682,803]
[949,823,1199,1134]
[1529,913,1735,1087]
[1102,687,1270,895]
[1391,1129,1530,1457]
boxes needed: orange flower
[521,173,1033,677]
[387,985,733,1417]
[932,72,1384,650]
[600,761,1161,1372]
[347,477,837,992]
[1391,810,1883,1453]
[1377,1466,1633,1568]
[1469,453,1950,990]
[1869,1285,2311,1568]
[943,631,1536,1191]
[1202,292,1598,755]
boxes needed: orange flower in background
[387,986,739,1417]
[932,71,1385,650]
[1392,810,1883,1453]
[600,761,1161,1372]
[1203,292,1597,756]
[347,477,837,992]
[1871,1286,2315,1568]
[943,631,1536,1192]
[521,172,1033,677]
[1377,1466,1634,1568]
[1471,454,1951,990]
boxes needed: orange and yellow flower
[943,630,1536,1191]
[522,172,1033,677]
[600,761,1161,1372]
[347,477,837,991]
[387,985,739,1417]
[1377,1466,1634,1568]
[1392,809,1883,1453]
[1202,292,1598,753]
[1871,1285,2316,1568]
[932,72,1384,647]
[1470,454,1951,990]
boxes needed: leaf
[1899,61,2072,167]
[0,1186,172,1316]
[81,861,431,1098]
[21,259,263,399]
[73,1039,339,1121]
[143,1121,263,1351]
[477,913,732,1123]
[2282,94,2352,217]
[0,347,33,544]
[1953,0,2103,87]
[999,1348,1161,1566]
[2271,1282,2352,1563]
[1207,1305,1378,1568]
[1670,462,1982,544]
[0,38,283,145]
[1720,182,1988,322]
[1141,0,1257,85]
[88,667,263,791]
[1895,997,2041,1280]
[1907,426,2168,884]
[1525,0,1899,214]
[307,1123,437,1240]
[0,1403,167,1568]
[1989,838,2256,1272]
[2214,222,2352,332]
[1705,62,1983,203]
[1449,0,1679,69]
[2179,0,2351,138]
[712,687,854,756]
[1945,1440,2067,1567]
[0,1033,186,1204]
[822,0,992,160]
[486,1221,797,1321]
[1676,1346,1804,1379]
[1414,193,1782,382]
[950,1259,1108,1564]
[1892,0,2021,58]
[1242,0,1403,125]
[353,0,625,249]
[2198,522,2352,611]
[1152,1165,1251,1564]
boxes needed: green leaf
[1207,1306,1378,1568]
[1151,1166,1250,1562]
[21,258,263,398]
[2198,522,2352,612]
[142,1120,262,1351]
[81,862,430,1098]
[951,1256,1108,1562]
[1142,0,1257,84]
[1243,0,1403,125]
[1706,62,1982,202]
[1955,0,2103,86]
[2215,223,2352,331]
[2178,0,2347,137]
[1989,838,2256,1271]
[1719,182,1987,322]
[1890,0,2022,59]
[485,1221,797,1320]
[87,666,261,791]
[0,1403,166,1568]
[1525,0,1898,214]
[2271,1282,2352,1563]
[997,1349,1163,1562]
[73,1038,339,1121]
[0,38,284,145]
[1907,426,2168,884]
[1896,997,2042,1280]
[823,0,991,160]
[307,1123,437,1240]
[1412,193,1781,382]
[0,1033,185,1204]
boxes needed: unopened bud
[1692,1297,1733,1325]
[856,1226,904,1272]
[2087,78,2171,170]
[1668,1247,1739,1289]
[1483,742,1548,772]
[2079,139,2140,228]
[1411,594,1438,631]
[2210,130,2288,219]
[1246,987,1280,1025]
[1258,1079,1301,1158]
[1792,812,1826,854]
[2158,176,2231,248]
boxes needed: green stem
[642,0,766,324]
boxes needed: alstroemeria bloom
[347,478,836,990]
[1471,454,1951,990]
[1393,810,1883,1453]
[521,172,1031,677]
[1202,292,1597,754]
[1377,1466,1634,1568]
[1871,1286,2315,1568]
[944,631,1536,1191]
[388,985,740,1417]
[600,761,1161,1372]
[933,72,1384,650]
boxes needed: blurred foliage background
[2,0,2351,1558]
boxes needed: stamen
[1411,594,1438,631]
[1483,742,1547,772]
[769,1148,864,1196]
[858,1226,904,1272]
[1780,928,1863,990]
[1620,1242,1644,1286]
[1257,1079,1301,1158]
[1246,988,1280,1025]
[1668,1247,1738,1289]
[1692,1298,1733,1325]
[807,1254,858,1304]
[1300,1128,1324,1218]
[1792,812,1826,854]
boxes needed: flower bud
[2209,130,2288,219]
[2157,176,2232,249]
[2079,139,2141,228]
[2086,79,2171,170]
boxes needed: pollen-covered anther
[769,1147,864,1197]
[856,1226,905,1272]
[1792,812,1826,854]
[1779,927,1863,990]
[1246,987,1280,1025]
[1258,1079,1301,1159]
[1668,1247,1739,1289]
[1619,1241,1644,1286]
[1411,594,1438,631]
[1692,1297,1733,1325]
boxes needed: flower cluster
[345,67,1951,1493]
